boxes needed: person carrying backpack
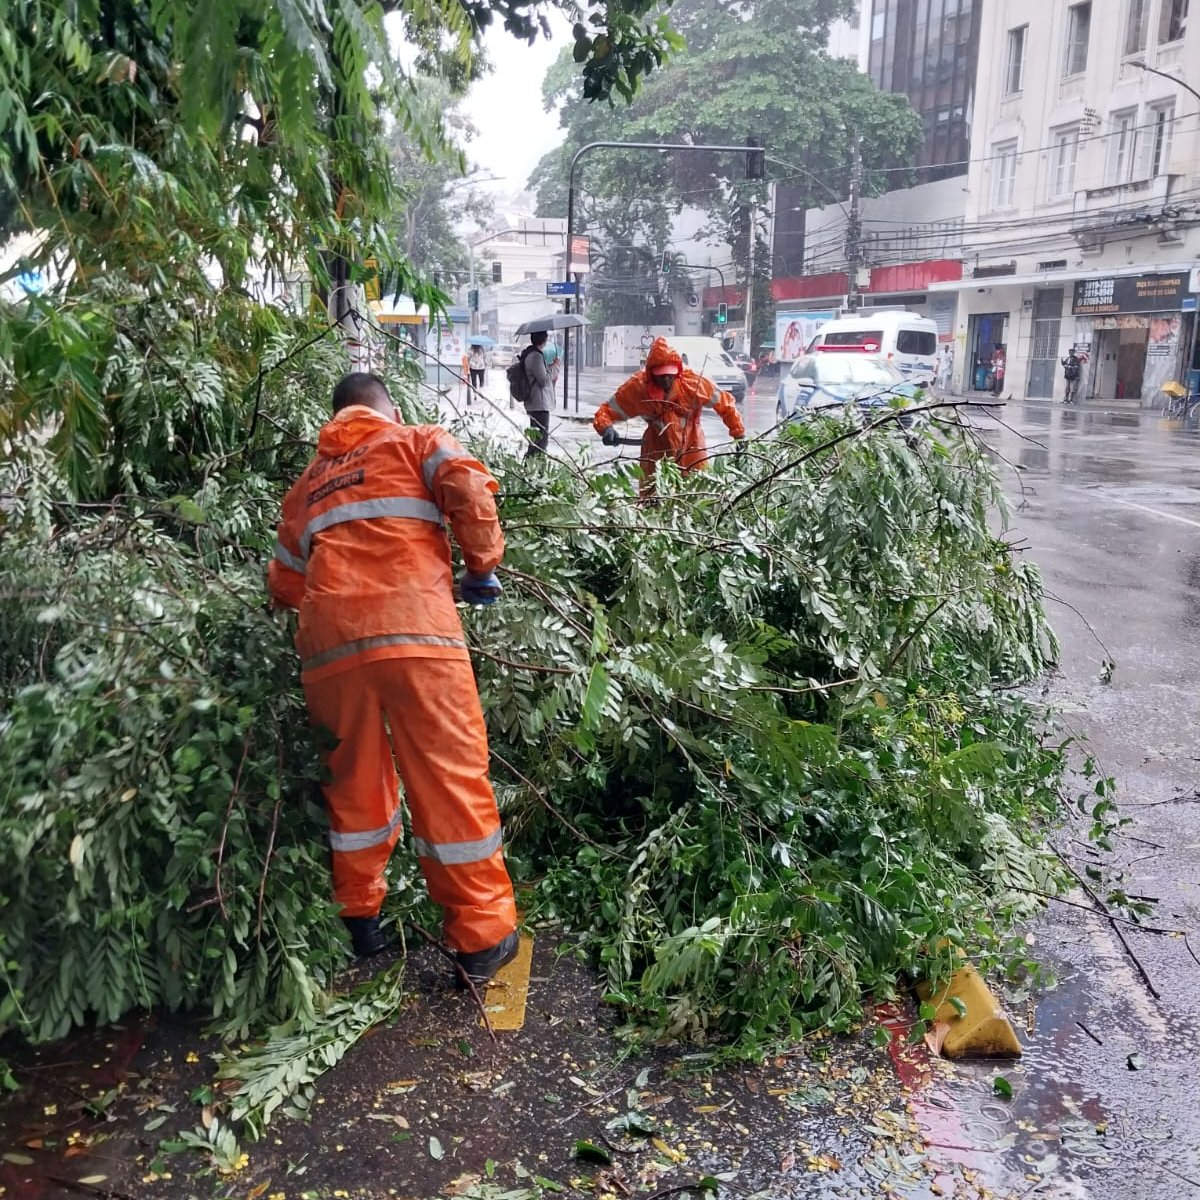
[1061,349,1082,404]
[507,332,554,458]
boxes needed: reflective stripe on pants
[303,656,516,953]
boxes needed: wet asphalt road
[925,398,1200,1200]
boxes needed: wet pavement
[4,395,1200,1200]
[916,398,1200,1200]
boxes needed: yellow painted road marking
[483,934,533,1031]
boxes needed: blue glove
[601,426,621,447]
[460,570,502,606]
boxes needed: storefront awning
[928,260,1197,294]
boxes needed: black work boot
[342,915,393,957]
[456,931,519,989]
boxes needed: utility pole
[844,136,864,313]
[743,205,754,353]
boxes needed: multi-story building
[932,0,1200,402]
[771,1,981,357]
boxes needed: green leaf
[992,1076,1014,1099]
[574,1139,612,1164]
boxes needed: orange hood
[643,338,683,384]
[317,405,393,458]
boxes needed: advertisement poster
[775,310,836,362]
[1072,272,1187,315]
[1147,314,1181,357]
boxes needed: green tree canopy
[0,0,681,496]
[530,0,922,339]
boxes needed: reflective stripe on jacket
[267,405,504,681]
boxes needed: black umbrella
[514,313,589,335]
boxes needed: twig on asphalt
[1184,934,1200,972]
[1056,853,1162,1000]
[407,920,498,1044]
[552,1073,643,1127]
[643,1184,712,1200]
[1075,1020,1104,1046]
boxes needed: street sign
[546,281,578,296]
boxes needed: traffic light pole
[563,138,766,411]
[676,260,727,332]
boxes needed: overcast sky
[458,14,571,207]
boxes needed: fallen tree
[1,353,1071,1091]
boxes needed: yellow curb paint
[483,934,533,1031]
[917,964,1022,1059]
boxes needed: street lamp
[562,138,768,411]
[1130,61,1200,111]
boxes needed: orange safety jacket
[267,405,504,683]
[592,338,745,472]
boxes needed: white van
[666,336,747,402]
[805,311,938,383]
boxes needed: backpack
[506,347,535,405]
[1064,359,1080,380]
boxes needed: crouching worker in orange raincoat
[592,337,745,494]
[268,372,518,987]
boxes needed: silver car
[776,352,925,422]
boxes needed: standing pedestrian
[1061,348,1082,403]
[468,343,487,398]
[268,372,519,986]
[521,331,554,458]
[991,344,1007,398]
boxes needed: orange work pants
[639,419,708,495]
[303,656,517,954]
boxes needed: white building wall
[827,0,871,68]
[803,176,967,276]
[944,0,1200,403]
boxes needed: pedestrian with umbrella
[508,313,588,457]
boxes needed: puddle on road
[904,943,1200,1200]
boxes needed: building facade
[771,1,981,357]
[934,0,1200,403]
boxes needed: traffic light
[491,261,503,283]
[661,250,672,275]
[468,288,479,311]
[716,302,728,325]
[745,136,765,180]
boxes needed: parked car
[665,335,747,403]
[776,351,926,423]
[489,342,522,368]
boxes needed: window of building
[1147,100,1176,174]
[1107,108,1139,184]
[1123,0,1150,55]
[1047,125,1081,199]
[1064,3,1091,76]
[1159,0,1188,43]
[1005,25,1027,95]
[993,140,1019,208]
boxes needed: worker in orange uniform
[268,372,518,986]
[592,338,745,493]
